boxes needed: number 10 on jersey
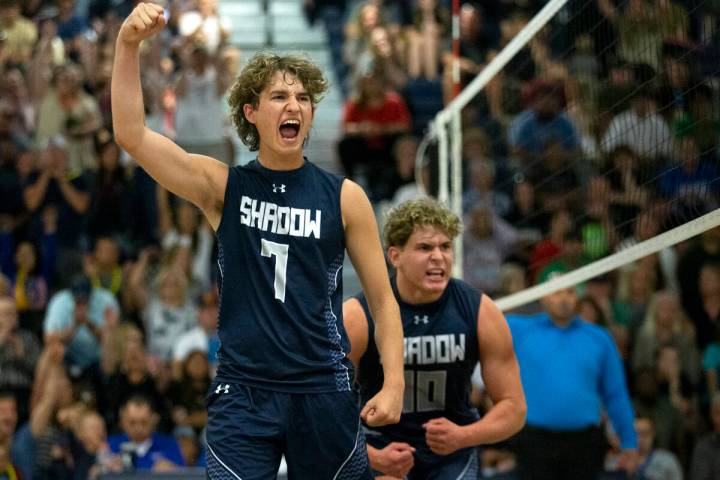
[404,370,447,413]
[261,239,289,302]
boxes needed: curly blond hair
[383,198,462,248]
[227,52,328,151]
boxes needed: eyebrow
[268,89,310,97]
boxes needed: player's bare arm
[425,295,526,454]
[341,180,404,426]
[426,295,526,455]
[112,2,228,229]
[342,297,369,369]
[343,298,415,477]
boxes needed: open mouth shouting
[426,268,446,281]
[279,119,301,144]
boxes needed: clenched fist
[361,383,404,427]
[118,2,167,45]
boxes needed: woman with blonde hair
[632,290,699,386]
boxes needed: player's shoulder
[446,278,482,308]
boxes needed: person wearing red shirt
[338,70,412,201]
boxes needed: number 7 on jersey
[261,239,289,302]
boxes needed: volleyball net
[421,0,720,310]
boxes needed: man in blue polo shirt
[506,269,637,480]
[108,395,184,471]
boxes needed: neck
[395,274,443,304]
[549,313,574,328]
[257,148,304,171]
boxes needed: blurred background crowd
[0,0,718,478]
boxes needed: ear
[243,103,256,124]
[387,246,401,269]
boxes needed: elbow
[113,125,145,154]
[507,397,527,437]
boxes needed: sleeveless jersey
[357,278,481,454]
[214,159,353,392]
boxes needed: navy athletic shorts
[205,381,373,480]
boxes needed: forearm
[458,398,526,447]
[111,40,147,152]
[23,175,50,211]
[371,299,404,387]
[57,180,90,213]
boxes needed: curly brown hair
[383,198,462,248]
[227,52,328,151]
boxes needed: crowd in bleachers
[0,0,237,476]
[0,0,719,478]
[319,0,720,477]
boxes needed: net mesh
[443,0,720,304]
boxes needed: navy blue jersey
[214,159,353,392]
[357,278,481,455]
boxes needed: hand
[424,417,468,456]
[118,3,167,45]
[152,458,177,472]
[373,442,415,478]
[361,384,403,427]
[617,449,639,474]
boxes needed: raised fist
[118,3,167,45]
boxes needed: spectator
[405,0,449,81]
[83,236,124,298]
[70,409,120,480]
[125,261,197,365]
[35,63,102,173]
[5,205,57,333]
[601,87,673,161]
[463,205,519,295]
[528,209,572,280]
[22,138,91,274]
[177,0,231,55]
[677,227,720,328]
[685,263,720,351]
[43,273,118,373]
[508,79,580,169]
[168,350,210,433]
[634,367,685,459]
[507,271,638,479]
[462,158,511,217]
[174,43,232,166]
[0,0,38,65]
[660,137,720,208]
[503,179,545,242]
[103,340,165,433]
[172,288,219,378]
[633,291,699,386]
[56,0,88,43]
[108,395,184,471]
[337,69,411,201]
[577,295,608,327]
[0,297,40,424]
[634,415,684,480]
[156,187,214,294]
[86,132,133,241]
[606,146,652,235]
[355,25,407,90]
[673,84,719,157]
[689,392,720,479]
